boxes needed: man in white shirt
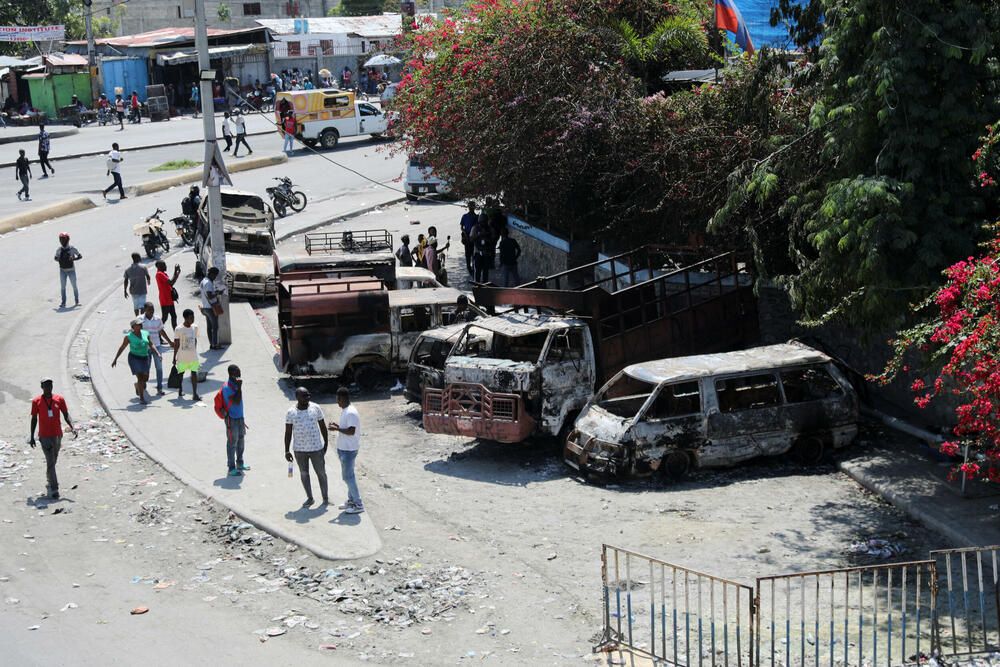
[142,302,173,396]
[199,267,223,349]
[231,110,253,157]
[173,308,200,400]
[102,142,125,200]
[221,111,233,152]
[332,386,363,513]
[284,387,329,506]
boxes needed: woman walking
[111,317,162,405]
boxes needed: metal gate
[600,545,756,666]
[599,544,1000,666]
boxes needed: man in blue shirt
[222,364,250,476]
[459,201,478,275]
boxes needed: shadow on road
[284,504,329,523]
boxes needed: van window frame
[638,380,702,422]
[779,364,844,404]
[712,371,785,413]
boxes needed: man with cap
[29,377,77,499]
[54,232,82,308]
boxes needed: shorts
[176,360,200,373]
[131,293,147,311]
[127,352,151,375]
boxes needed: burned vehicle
[563,342,859,478]
[194,188,277,298]
[421,247,760,443]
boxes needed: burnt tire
[662,450,691,479]
[793,436,825,465]
[352,364,380,391]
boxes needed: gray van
[563,342,859,479]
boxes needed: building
[256,15,401,79]
[87,0,336,36]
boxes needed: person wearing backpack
[217,364,249,477]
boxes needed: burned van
[563,342,858,479]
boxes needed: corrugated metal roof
[471,311,582,336]
[388,287,463,307]
[156,44,256,66]
[624,342,831,385]
[66,26,263,48]
[256,15,401,37]
[44,53,88,67]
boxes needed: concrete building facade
[90,0,336,36]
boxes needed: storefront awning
[156,44,255,66]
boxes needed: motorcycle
[170,213,197,246]
[134,209,171,258]
[128,104,141,124]
[97,105,114,126]
[266,177,307,218]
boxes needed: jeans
[151,344,166,390]
[233,133,251,155]
[104,171,124,198]
[225,417,245,471]
[222,134,232,151]
[473,254,491,283]
[38,150,53,175]
[131,293,147,312]
[337,448,361,506]
[464,242,473,274]
[282,133,294,152]
[17,174,28,198]
[201,306,219,348]
[59,268,78,305]
[294,449,328,501]
[500,264,520,287]
[38,435,61,493]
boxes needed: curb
[275,196,407,243]
[0,128,275,168]
[130,153,288,197]
[836,458,977,548]
[0,196,96,234]
[0,127,79,145]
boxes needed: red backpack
[214,384,232,419]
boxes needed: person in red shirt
[155,260,181,328]
[28,377,77,499]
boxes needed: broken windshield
[595,373,658,419]
[454,326,549,363]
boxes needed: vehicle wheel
[370,133,382,140]
[661,450,691,479]
[194,261,204,279]
[162,239,170,252]
[319,129,339,149]
[144,243,155,259]
[290,191,307,212]
[793,436,825,465]
[352,364,379,391]
[181,228,194,246]
[273,200,287,218]
[555,410,580,450]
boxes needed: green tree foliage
[335,0,385,17]
[0,0,122,54]
[217,3,232,23]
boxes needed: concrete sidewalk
[88,296,382,561]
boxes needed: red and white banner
[0,25,65,42]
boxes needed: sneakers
[239,464,251,471]
[51,491,59,499]
[227,468,242,477]
[345,504,364,514]
[16,192,21,201]
[337,501,353,510]
[302,497,314,507]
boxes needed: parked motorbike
[238,92,274,113]
[97,106,114,126]
[266,177,307,218]
[135,209,171,258]
[128,105,141,124]
[170,213,196,246]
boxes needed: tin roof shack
[422,247,759,443]
[23,54,92,119]
[564,342,859,479]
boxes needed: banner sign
[0,25,66,42]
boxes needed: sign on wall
[0,25,65,42]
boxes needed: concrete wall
[506,215,595,286]
[95,0,332,35]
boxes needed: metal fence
[598,543,1000,666]
[600,545,756,666]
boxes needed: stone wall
[506,215,594,285]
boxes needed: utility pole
[194,0,232,345]
[83,0,99,103]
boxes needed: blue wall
[734,0,801,51]
[101,58,150,102]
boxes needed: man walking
[37,123,54,178]
[332,387,363,513]
[471,216,493,283]
[200,266,223,349]
[497,226,522,287]
[173,308,200,400]
[103,143,125,200]
[190,83,200,118]
[29,377,78,499]
[460,201,478,275]
[142,302,173,396]
[222,364,249,477]
[15,149,30,201]
[124,252,150,315]
[55,232,82,308]
[155,260,180,328]
[232,110,252,157]
[221,111,233,152]
[284,387,329,506]
[281,111,297,154]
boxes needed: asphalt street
[0,137,407,663]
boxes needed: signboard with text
[0,25,65,42]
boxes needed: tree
[0,0,122,53]
[217,3,231,23]
[335,0,385,17]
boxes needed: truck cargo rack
[305,229,393,255]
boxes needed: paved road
[0,140,407,663]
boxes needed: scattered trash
[153,581,174,590]
[846,538,907,561]
[390,380,404,392]
[758,547,770,554]
[546,553,557,561]
[130,607,149,615]
[384,525,401,531]
[266,627,286,637]
[27,625,39,630]
[60,603,78,612]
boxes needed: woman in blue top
[112,317,162,405]
[190,83,200,118]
